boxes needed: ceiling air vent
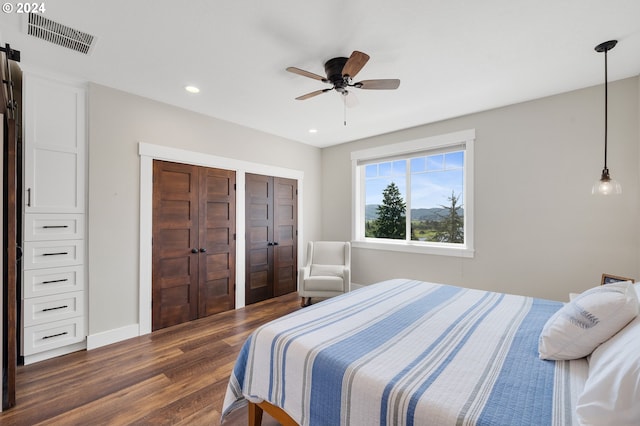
[25,13,96,55]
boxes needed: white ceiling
[1,0,639,148]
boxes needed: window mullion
[406,159,411,241]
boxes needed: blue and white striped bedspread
[222,279,587,425]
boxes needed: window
[351,129,474,257]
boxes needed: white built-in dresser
[21,72,87,364]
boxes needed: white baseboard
[23,341,87,365]
[87,323,140,350]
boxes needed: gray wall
[322,77,640,301]
[87,83,322,335]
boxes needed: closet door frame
[137,142,304,336]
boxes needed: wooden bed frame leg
[248,402,263,426]
[250,401,299,426]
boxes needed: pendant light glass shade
[592,40,621,196]
[592,168,622,195]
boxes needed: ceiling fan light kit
[324,56,352,95]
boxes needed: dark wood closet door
[273,177,297,296]
[198,167,236,316]
[245,174,274,305]
[245,174,297,304]
[152,161,200,330]
[152,161,237,330]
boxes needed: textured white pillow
[576,284,640,424]
[538,281,638,360]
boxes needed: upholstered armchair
[298,241,351,307]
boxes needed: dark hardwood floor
[1,293,302,425]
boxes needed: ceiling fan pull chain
[344,96,347,126]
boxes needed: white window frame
[351,129,475,258]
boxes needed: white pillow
[538,281,638,360]
[576,284,640,424]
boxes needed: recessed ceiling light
[185,85,200,94]
[309,129,318,133]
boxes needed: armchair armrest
[343,267,351,292]
[298,266,311,291]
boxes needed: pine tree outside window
[352,130,475,258]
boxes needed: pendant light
[591,40,621,195]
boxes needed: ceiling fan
[286,50,400,102]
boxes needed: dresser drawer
[23,240,84,270]
[22,291,84,327]
[23,265,84,298]
[22,316,85,356]
[24,213,84,241]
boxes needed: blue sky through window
[365,151,464,209]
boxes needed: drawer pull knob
[42,225,69,229]
[42,252,69,256]
[42,278,69,284]
[42,305,68,312]
[42,331,68,340]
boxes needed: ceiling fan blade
[355,79,401,90]
[295,88,332,100]
[342,51,370,78]
[286,66,327,82]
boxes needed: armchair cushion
[304,276,345,292]
[310,264,344,278]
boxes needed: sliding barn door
[245,174,297,305]
[2,111,19,409]
[2,51,22,407]
[152,160,235,330]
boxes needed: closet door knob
[199,248,207,253]
[273,242,279,246]
[191,248,198,253]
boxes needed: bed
[221,278,640,425]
